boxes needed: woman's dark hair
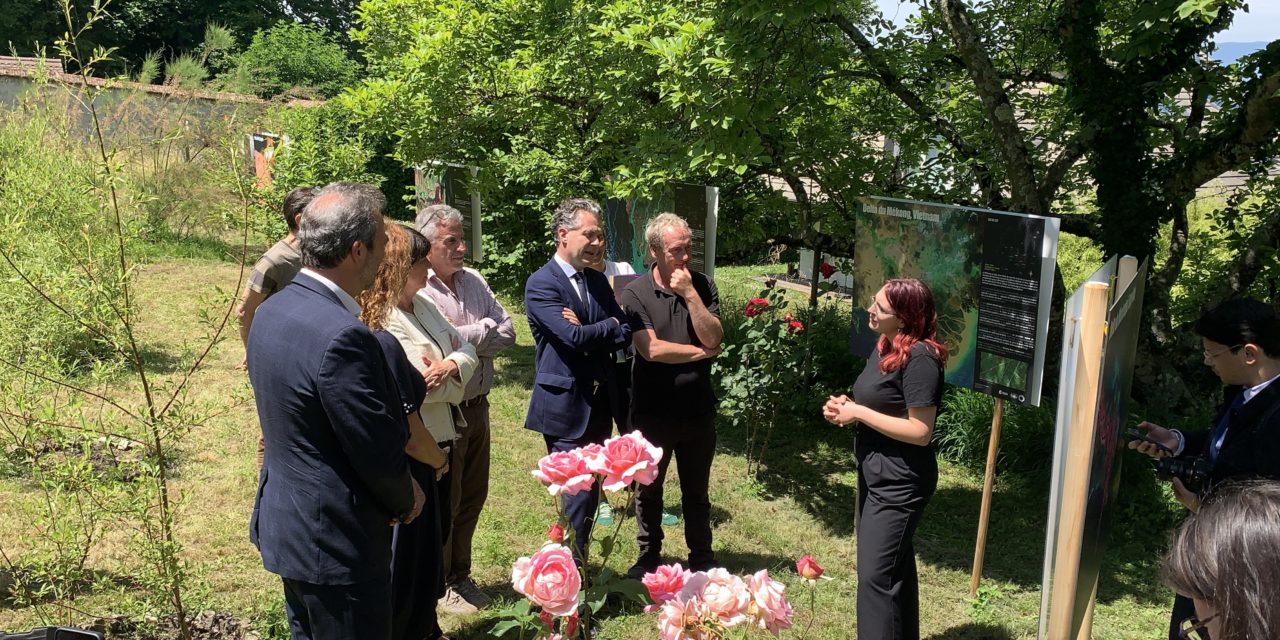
[404,225,430,265]
[878,278,949,373]
[1195,298,1280,357]
[1162,479,1280,640]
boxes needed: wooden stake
[969,397,1005,597]
[1047,282,1110,639]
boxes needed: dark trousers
[444,397,491,584]
[632,411,716,568]
[612,357,633,434]
[282,576,391,640]
[855,445,937,640]
[390,460,444,640]
[543,387,614,558]
[1170,594,1203,640]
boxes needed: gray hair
[552,197,602,240]
[644,212,690,253]
[298,182,386,269]
[415,204,463,245]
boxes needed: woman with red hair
[822,278,947,640]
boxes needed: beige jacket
[385,291,478,442]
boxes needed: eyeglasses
[1203,344,1242,360]
[868,298,896,317]
[1178,613,1216,640]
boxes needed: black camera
[1154,456,1211,494]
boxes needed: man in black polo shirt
[620,212,723,578]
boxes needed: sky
[872,0,1280,44]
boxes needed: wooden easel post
[969,397,1005,597]
[1046,281,1110,639]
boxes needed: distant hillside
[1214,41,1269,65]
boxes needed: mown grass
[1,260,1176,639]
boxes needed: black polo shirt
[621,270,721,418]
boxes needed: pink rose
[539,610,554,629]
[678,569,749,627]
[658,597,711,640]
[796,554,824,581]
[547,522,566,544]
[643,563,690,608]
[747,569,794,636]
[511,544,581,617]
[586,431,664,492]
[532,450,595,497]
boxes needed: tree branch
[1038,127,1093,203]
[938,0,1043,213]
[1160,57,1280,198]
[828,12,1004,207]
[1211,202,1280,301]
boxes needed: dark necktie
[1207,393,1247,465]
[572,272,587,304]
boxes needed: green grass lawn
[0,260,1175,639]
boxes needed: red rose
[796,554,824,581]
[744,297,770,317]
[819,261,836,280]
[787,320,805,334]
[547,522,565,544]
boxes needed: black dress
[849,342,943,640]
[375,330,446,640]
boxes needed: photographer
[1129,297,1280,640]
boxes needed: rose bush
[644,564,804,639]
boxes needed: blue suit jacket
[246,272,414,586]
[524,258,632,439]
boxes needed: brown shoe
[437,586,478,615]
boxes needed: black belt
[460,393,488,408]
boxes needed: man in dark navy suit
[524,197,633,556]
[247,182,425,640]
[1129,298,1280,640]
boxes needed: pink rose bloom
[643,563,691,609]
[586,431,664,491]
[658,597,711,640]
[531,450,595,497]
[747,569,794,636]
[679,569,749,627]
[511,544,581,617]
[796,554,824,581]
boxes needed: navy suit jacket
[247,272,414,586]
[524,258,632,439]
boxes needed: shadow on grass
[717,414,1175,607]
[925,622,1016,639]
[715,416,859,537]
[492,343,535,391]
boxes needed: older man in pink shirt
[416,204,516,614]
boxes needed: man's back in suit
[244,182,417,640]
[248,272,414,585]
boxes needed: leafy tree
[217,21,360,98]
[351,0,1279,403]
[0,0,360,75]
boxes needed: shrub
[217,21,360,99]
[0,106,127,370]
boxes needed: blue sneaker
[596,502,615,526]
